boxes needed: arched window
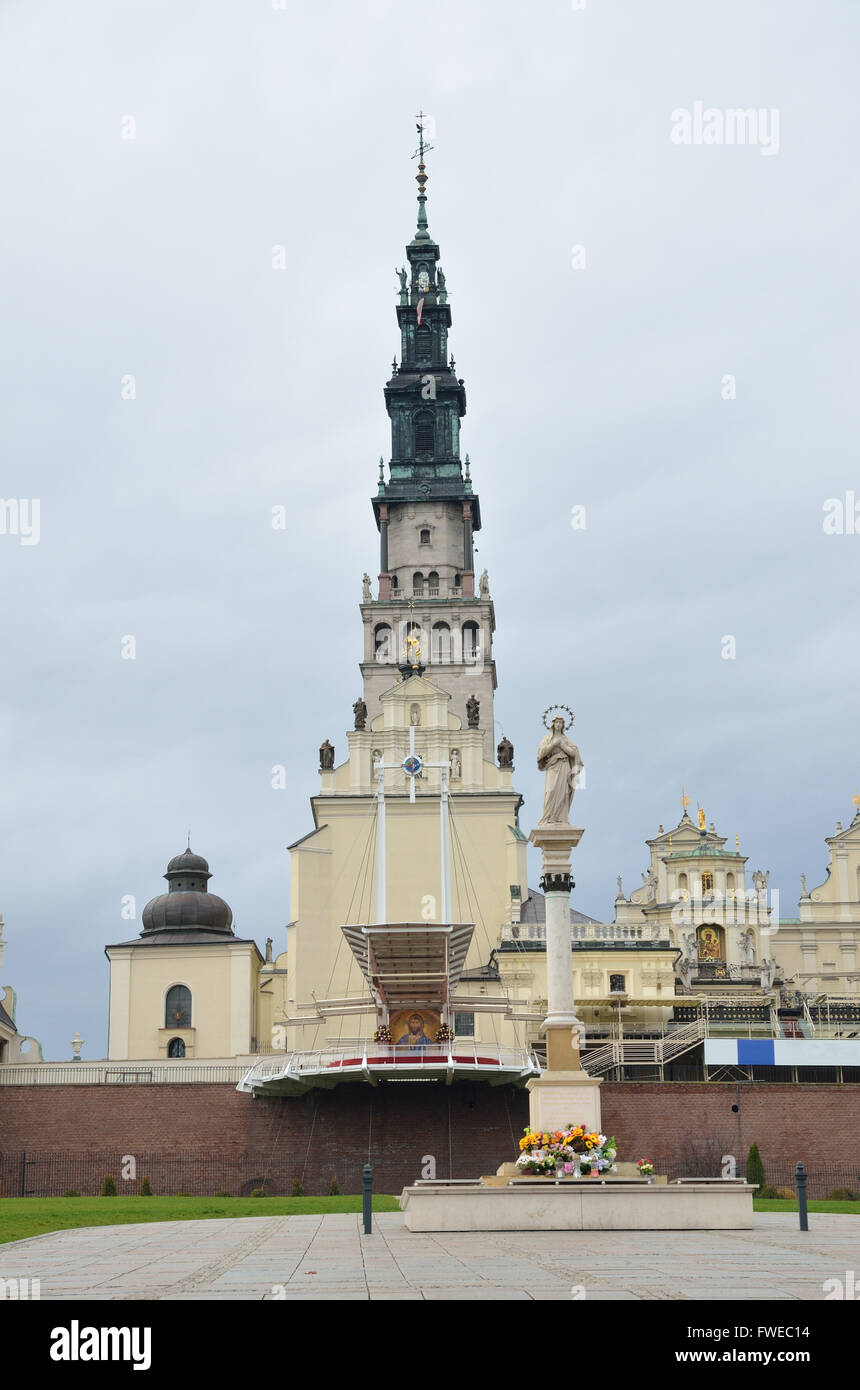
[419,528,431,545]
[609,974,627,995]
[412,572,424,597]
[167,1037,186,1058]
[726,872,735,893]
[431,622,451,662]
[428,570,439,596]
[390,573,398,591]
[462,621,480,661]
[678,872,688,893]
[374,624,392,662]
[414,410,434,457]
[165,985,191,1030]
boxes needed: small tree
[100,1174,117,1196]
[745,1143,765,1193]
[328,1175,340,1196]
[290,1178,304,1197]
[139,1174,153,1196]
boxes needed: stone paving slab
[0,1212,857,1300]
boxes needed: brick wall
[1,1081,857,1196]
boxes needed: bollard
[362,1163,373,1235]
[795,1160,808,1232]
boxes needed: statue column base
[527,1068,602,1135]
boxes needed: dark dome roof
[142,891,233,932]
[141,846,233,935]
[166,849,210,876]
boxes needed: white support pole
[375,763,386,924]
[440,767,451,923]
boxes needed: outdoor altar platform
[399,1177,756,1231]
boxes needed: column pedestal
[527,823,602,1134]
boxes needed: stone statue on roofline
[353,698,367,730]
[319,739,335,771]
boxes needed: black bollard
[362,1163,373,1235]
[795,1160,808,1231]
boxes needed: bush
[213,1190,233,1198]
[250,1187,266,1198]
[139,1175,153,1196]
[328,1176,341,1196]
[100,1174,117,1197]
[62,1189,81,1198]
[290,1179,305,1197]
[827,1187,859,1202]
[758,1185,779,1199]
[774,1186,796,1201]
[745,1143,765,1194]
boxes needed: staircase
[581,1019,705,1076]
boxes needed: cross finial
[186,829,191,849]
[680,787,690,812]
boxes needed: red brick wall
[1,1081,857,1196]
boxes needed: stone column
[526,824,602,1134]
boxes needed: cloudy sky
[1,1,858,1060]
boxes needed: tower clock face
[417,269,430,291]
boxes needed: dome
[140,846,233,934]
[166,849,211,878]
[142,891,233,932]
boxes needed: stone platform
[399,1180,755,1232]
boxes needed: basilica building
[5,139,860,1090]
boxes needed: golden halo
[542,704,574,731]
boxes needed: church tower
[276,131,530,1068]
[360,126,496,758]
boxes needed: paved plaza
[1,1212,856,1300]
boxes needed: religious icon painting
[389,1008,439,1050]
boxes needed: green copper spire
[412,111,433,241]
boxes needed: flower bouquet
[636,1159,654,1177]
[373,1024,392,1044]
[435,1023,453,1042]
[516,1125,618,1177]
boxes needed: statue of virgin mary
[537,716,583,825]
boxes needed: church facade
[4,140,859,1084]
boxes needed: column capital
[540,871,572,894]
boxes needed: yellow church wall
[107,943,260,1060]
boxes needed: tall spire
[412,110,433,240]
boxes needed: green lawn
[0,1195,400,1246]
[754,1199,859,1215]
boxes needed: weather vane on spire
[412,110,434,164]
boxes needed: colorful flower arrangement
[516,1125,618,1177]
[636,1159,654,1176]
[435,1023,453,1042]
[373,1024,392,1044]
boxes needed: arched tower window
[428,570,439,596]
[167,1037,186,1058]
[374,624,392,661]
[462,621,480,661]
[414,410,434,457]
[412,572,424,596]
[419,528,431,545]
[431,622,451,662]
[165,985,191,1030]
[390,574,398,591]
